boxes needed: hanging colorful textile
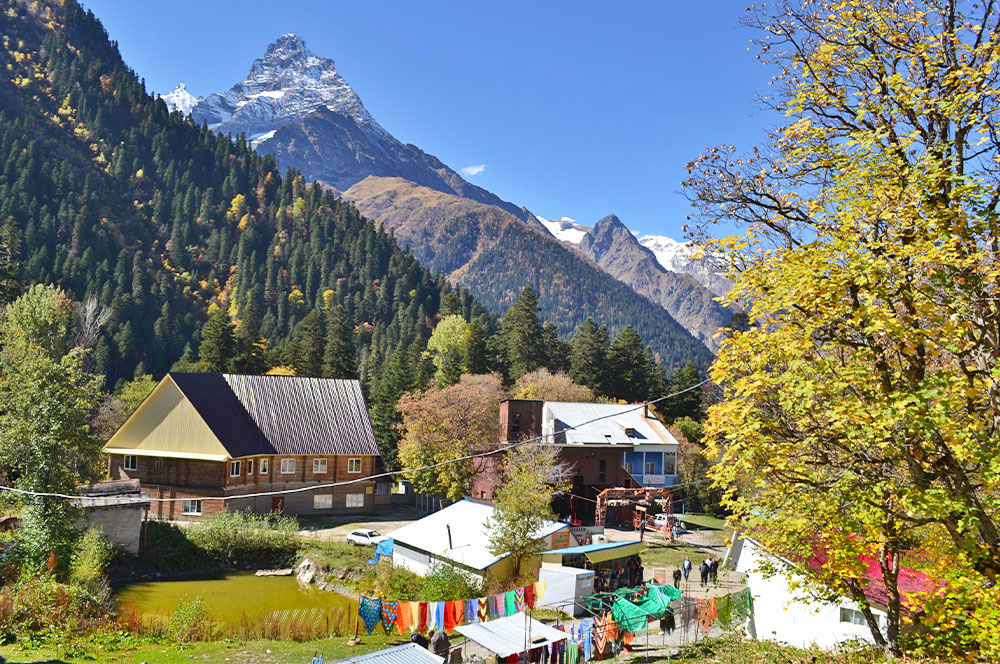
[534,579,547,605]
[478,597,490,623]
[417,602,428,633]
[504,589,517,616]
[466,598,477,624]
[566,642,579,664]
[358,597,382,635]
[427,601,437,631]
[381,600,398,633]
[444,600,458,633]
[578,618,593,662]
[494,593,506,617]
[395,601,412,635]
[696,597,718,633]
[514,586,526,612]
[525,582,536,610]
[591,613,610,660]
[435,601,446,632]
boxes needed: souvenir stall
[456,613,568,664]
[539,542,645,593]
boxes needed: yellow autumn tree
[685,1,1000,658]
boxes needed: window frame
[347,458,362,474]
[281,458,296,475]
[624,461,633,474]
[182,499,202,515]
[313,493,333,510]
[230,460,241,477]
[123,455,137,471]
[346,493,365,508]
[645,461,656,475]
[313,458,328,474]
[246,459,254,475]
[259,458,269,474]
[839,607,867,626]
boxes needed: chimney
[643,404,649,419]
[446,524,453,549]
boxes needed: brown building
[104,372,382,520]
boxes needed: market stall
[455,612,567,663]
[539,542,645,593]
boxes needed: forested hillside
[0,0,486,388]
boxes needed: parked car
[346,529,387,546]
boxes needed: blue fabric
[466,598,476,624]
[435,601,445,632]
[578,618,593,662]
[369,537,395,564]
[359,597,382,635]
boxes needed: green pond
[116,572,357,626]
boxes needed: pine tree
[198,310,236,372]
[569,317,609,396]
[464,319,489,375]
[499,287,545,381]
[660,361,702,422]
[322,305,356,379]
[231,301,267,374]
[607,325,649,403]
[369,346,411,470]
[542,322,570,374]
[0,216,22,306]
[291,310,325,377]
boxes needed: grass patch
[679,513,726,531]
[300,538,372,570]
[640,542,705,571]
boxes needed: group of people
[667,556,719,588]
[411,629,459,664]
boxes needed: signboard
[652,567,669,585]
[551,530,571,549]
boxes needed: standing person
[430,629,451,662]
[699,559,709,587]
[709,557,719,584]
[411,631,429,649]
[682,556,692,583]
[672,567,682,588]
[638,518,646,542]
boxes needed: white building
[730,536,914,650]
[387,499,577,582]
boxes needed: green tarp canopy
[609,584,683,633]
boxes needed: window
[624,462,633,474]
[259,458,269,474]
[123,455,137,471]
[512,413,522,434]
[313,493,333,509]
[182,499,202,515]
[347,458,362,473]
[230,460,241,477]
[375,482,389,495]
[645,461,656,474]
[281,458,296,474]
[313,458,328,474]
[598,459,607,483]
[346,493,365,508]
[839,607,867,626]
[664,451,677,475]
[247,459,253,475]
[153,457,165,473]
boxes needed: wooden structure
[104,372,381,520]
[595,487,675,541]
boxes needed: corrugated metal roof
[169,372,379,458]
[334,643,445,664]
[455,613,568,658]
[388,500,570,571]
[540,541,645,564]
[543,402,678,447]
[538,541,640,556]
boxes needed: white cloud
[460,164,486,177]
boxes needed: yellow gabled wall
[104,375,230,461]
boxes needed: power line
[0,378,710,504]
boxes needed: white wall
[735,538,885,650]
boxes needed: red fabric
[418,602,428,633]
[444,600,458,632]
[525,583,536,610]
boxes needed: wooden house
[104,372,382,520]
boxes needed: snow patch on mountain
[537,216,591,245]
[160,83,200,116]
[190,34,383,141]
[639,234,731,297]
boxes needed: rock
[255,568,293,576]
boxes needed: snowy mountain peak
[639,234,731,298]
[537,216,592,245]
[190,34,382,142]
[159,83,200,116]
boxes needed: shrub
[0,569,111,642]
[421,562,483,601]
[357,560,424,600]
[69,527,114,593]
[168,595,216,642]
[185,509,301,567]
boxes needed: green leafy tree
[486,443,569,576]
[427,315,472,388]
[513,368,594,402]
[499,287,545,381]
[0,286,102,569]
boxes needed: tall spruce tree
[322,305,356,379]
[607,325,650,403]
[291,310,325,377]
[569,317,609,396]
[499,287,546,381]
[369,346,412,469]
[198,310,236,372]
[660,361,702,422]
[0,216,21,306]
[231,301,267,374]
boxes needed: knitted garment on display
[534,580,546,605]
[395,601,411,635]
[435,601,446,632]
[525,583,536,610]
[478,597,490,623]
[417,602,428,633]
[466,598,477,624]
[494,593,506,617]
[359,597,382,635]
[514,587,525,613]
[504,590,516,616]
[591,614,609,660]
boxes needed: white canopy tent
[455,612,568,658]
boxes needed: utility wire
[0,378,710,504]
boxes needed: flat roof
[539,541,645,564]
[455,613,567,658]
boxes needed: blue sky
[82,1,778,239]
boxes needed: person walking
[699,559,709,587]
[672,567,682,588]
[709,557,719,583]
[431,629,451,662]
[682,556,692,583]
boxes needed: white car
[346,529,387,546]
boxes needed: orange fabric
[396,601,411,635]
[444,600,459,632]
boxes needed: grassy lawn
[0,632,409,664]
[640,541,705,570]
[678,514,726,531]
[300,538,372,569]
